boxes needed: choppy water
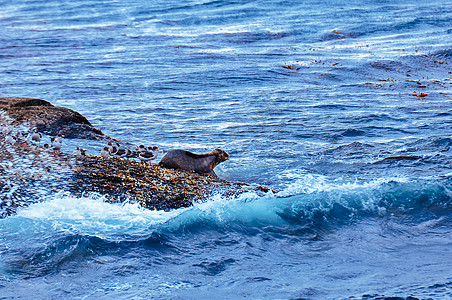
[1,0,452,298]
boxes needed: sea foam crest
[12,192,184,241]
[276,169,410,197]
[5,172,449,240]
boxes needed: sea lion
[159,148,229,177]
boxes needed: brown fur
[159,149,229,176]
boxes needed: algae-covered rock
[69,155,235,211]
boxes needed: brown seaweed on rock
[69,155,237,211]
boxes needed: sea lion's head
[212,148,229,163]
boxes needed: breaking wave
[2,173,450,242]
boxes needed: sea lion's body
[159,149,229,176]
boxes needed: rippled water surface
[1,0,452,298]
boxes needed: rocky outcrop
[0,97,103,139]
[69,155,236,211]
[0,141,239,218]
[0,97,253,218]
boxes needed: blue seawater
[1,0,452,298]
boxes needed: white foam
[195,48,237,54]
[15,193,184,241]
[276,169,410,197]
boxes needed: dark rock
[383,155,422,161]
[0,97,103,139]
[11,98,52,107]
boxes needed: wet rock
[0,142,75,218]
[0,97,103,139]
[0,97,254,218]
[383,155,422,161]
[0,140,242,217]
[69,155,237,211]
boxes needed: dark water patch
[368,60,405,72]
[200,30,292,45]
[350,113,404,123]
[246,276,271,282]
[141,231,183,253]
[2,234,100,278]
[1,229,183,278]
[400,50,452,72]
[431,48,452,59]
[332,128,367,139]
[309,103,355,111]
[435,111,452,118]
[357,278,452,300]
[317,71,343,82]
[193,258,236,276]
[359,295,420,300]
[323,141,375,156]
[402,137,452,153]
[427,137,452,152]
[320,29,360,41]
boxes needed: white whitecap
[276,169,410,197]
[13,193,184,241]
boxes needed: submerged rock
[0,97,104,139]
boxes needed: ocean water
[1,0,452,298]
